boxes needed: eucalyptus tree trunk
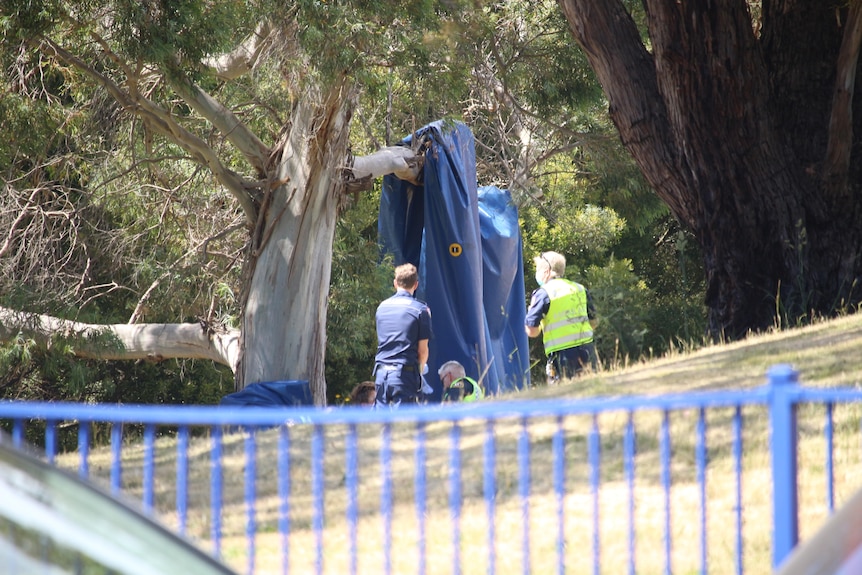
[237,82,354,404]
[558,0,862,339]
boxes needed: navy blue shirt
[375,289,433,366]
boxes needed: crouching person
[438,360,484,403]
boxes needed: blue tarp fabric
[379,121,530,400]
[220,380,313,407]
[477,184,531,394]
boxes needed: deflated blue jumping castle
[378,120,531,400]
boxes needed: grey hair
[534,251,566,278]
[438,360,466,377]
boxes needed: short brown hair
[394,263,419,289]
[349,381,376,405]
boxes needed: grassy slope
[520,312,862,399]
[230,313,862,574]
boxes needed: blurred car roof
[0,435,238,575]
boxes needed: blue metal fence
[1,364,861,574]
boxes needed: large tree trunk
[558,0,862,339]
[237,82,354,404]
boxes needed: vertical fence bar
[347,423,359,575]
[589,413,601,575]
[12,418,23,447]
[245,427,257,575]
[210,425,223,559]
[624,411,636,575]
[450,421,463,575]
[312,424,324,575]
[519,416,531,575]
[696,408,707,575]
[143,423,155,515]
[77,421,90,479]
[733,406,744,575]
[110,422,122,495]
[553,415,566,575]
[825,402,834,513]
[278,424,290,575]
[484,419,497,575]
[660,410,672,575]
[45,419,56,464]
[415,421,427,575]
[768,364,799,568]
[382,422,392,575]
[177,425,189,535]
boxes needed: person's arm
[524,288,548,338]
[417,338,429,373]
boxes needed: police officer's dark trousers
[373,364,420,407]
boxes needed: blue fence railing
[1,364,861,575]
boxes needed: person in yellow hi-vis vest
[525,251,599,383]
[437,360,484,402]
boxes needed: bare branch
[167,76,270,177]
[128,274,168,324]
[38,36,259,224]
[202,22,273,80]
[0,306,240,371]
[346,146,425,186]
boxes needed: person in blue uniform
[373,263,433,406]
[525,251,598,382]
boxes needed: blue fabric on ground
[220,380,313,407]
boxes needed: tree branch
[0,306,240,372]
[202,22,273,80]
[39,36,259,224]
[166,73,270,177]
[345,146,425,189]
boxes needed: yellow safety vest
[443,376,484,402]
[541,278,593,354]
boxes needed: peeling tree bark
[237,81,355,405]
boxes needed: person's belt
[377,363,416,372]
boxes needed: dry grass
[55,314,862,574]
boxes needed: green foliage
[0,0,712,406]
[325,189,393,403]
[584,257,652,365]
[0,331,232,404]
[79,0,253,69]
[0,0,61,40]
[485,2,605,115]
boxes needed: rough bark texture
[237,81,354,405]
[558,0,862,339]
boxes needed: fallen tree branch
[0,306,240,372]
